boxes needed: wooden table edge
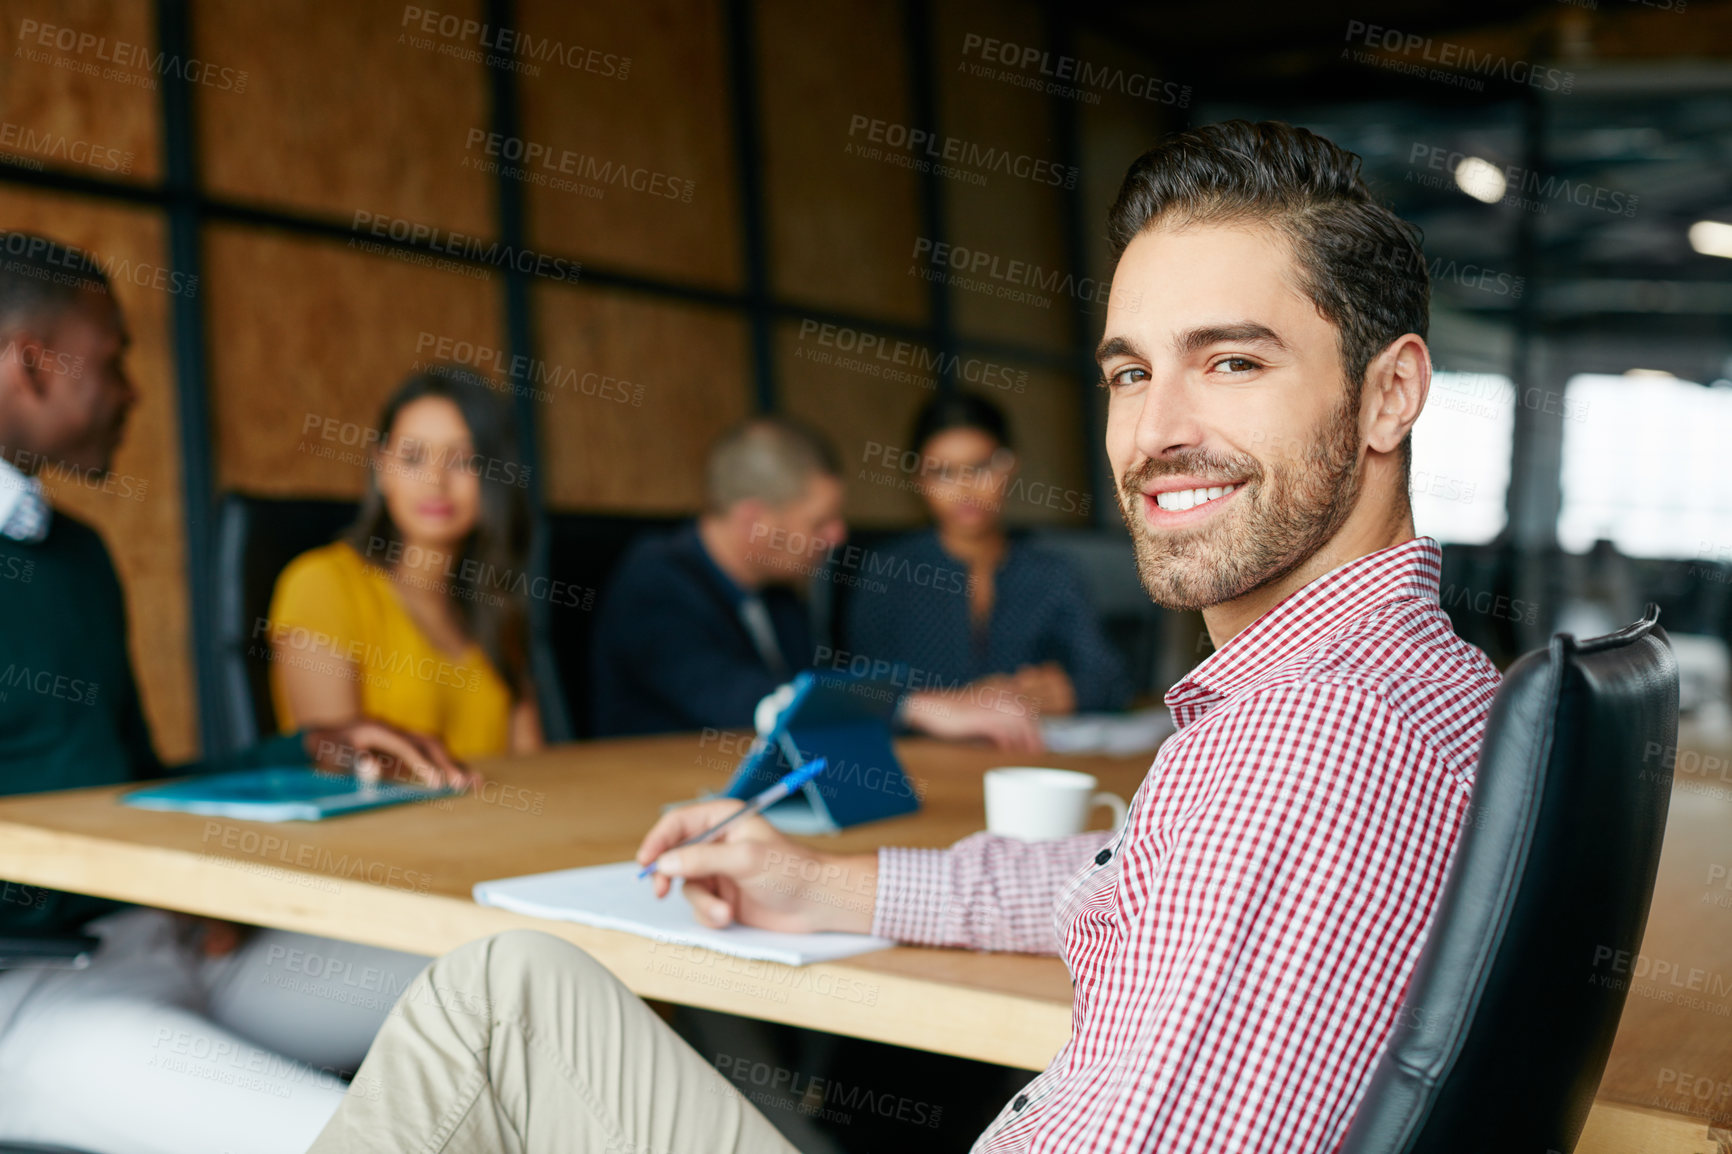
[1576,1099,1729,1153]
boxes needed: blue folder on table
[122,768,454,822]
[722,671,920,834]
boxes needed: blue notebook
[122,768,454,822]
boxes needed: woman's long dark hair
[345,366,532,699]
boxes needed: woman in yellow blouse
[267,367,543,759]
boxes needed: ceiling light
[1688,220,1732,259]
[1453,156,1506,204]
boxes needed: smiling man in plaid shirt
[311,120,1502,1154]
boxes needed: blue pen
[638,757,829,880]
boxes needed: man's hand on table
[1010,661,1076,717]
[901,688,1045,752]
[636,800,879,934]
[301,720,476,790]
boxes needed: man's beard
[1116,394,1364,612]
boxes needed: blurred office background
[3,0,1729,764]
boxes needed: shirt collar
[0,454,49,544]
[1163,537,1444,729]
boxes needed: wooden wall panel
[204,225,504,497]
[757,0,927,324]
[193,0,494,234]
[0,189,193,759]
[775,319,931,527]
[535,285,750,512]
[0,0,161,183]
[1073,27,1182,290]
[933,0,1071,351]
[993,365,1092,527]
[516,0,740,290]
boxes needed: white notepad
[473,861,894,967]
[1040,707,1175,755]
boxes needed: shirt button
[1095,848,1112,865]
[1013,1094,1029,1112]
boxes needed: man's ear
[733,498,771,547]
[0,329,53,404]
[1362,334,1430,455]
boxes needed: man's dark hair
[1107,121,1429,421]
[910,390,1012,455]
[0,232,111,334]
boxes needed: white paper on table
[473,861,893,967]
[1040,707,1176,755]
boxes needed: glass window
[1410,370,1514,544]
[1559,374,1732,560]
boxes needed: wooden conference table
[0,731,1726,1152]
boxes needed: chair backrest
[1339,606,1679,1154]
[1436,540,1526,668]
[542,510,685,737]
[212,493,359,752]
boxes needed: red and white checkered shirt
[873,537,1501,1153]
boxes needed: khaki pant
[308,931,803,1154]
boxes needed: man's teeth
[1155,483,1238,512]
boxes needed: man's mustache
[1119,451,1261,494]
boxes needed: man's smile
[1137,476,1246,527]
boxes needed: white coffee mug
[984,767,1129,841]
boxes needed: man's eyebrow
[1175,322,1288,357]
[1094,335,1140,366]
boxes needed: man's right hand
[1011,662,1076,717]
[635,800,879,934]
[902,688,1045,752]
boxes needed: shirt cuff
[871,846,958,946]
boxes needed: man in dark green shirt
[0,232,469,1152]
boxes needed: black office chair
[1438,540,1525,669]
[542,511,684,737]
[1340,605,1679,1154]
[211,493,359,752]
